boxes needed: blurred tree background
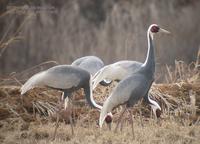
[0,0,199,81]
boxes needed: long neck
[142,29,155,75]
[84,75,102,110]
[144,94,161,110]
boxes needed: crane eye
[151,25,160,33]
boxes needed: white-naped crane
[99,24,170,136]
[61,56,112,109]
[72,56,113,126]
[92,51,161,121]
[70,56,113,129]
[20,65,112,138]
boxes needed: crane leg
[69,114,74,135]
[68,98,75,135]
[114,106,127,133]
[52,111,60,140]
[128,109,135,138]
[120,116,124,132]
[52,95,63,140]
[139,103,144,127]
[120,106,125,132]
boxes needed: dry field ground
[0,1,200,143]
[0,77,200,144]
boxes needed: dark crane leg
[120,106,125,132]
[128,109,135,138]
[68,98,74,135]
[53,94,63,140]
[53,110,60,140]
[139,100,144,127]
[114,106,127,133]
[53,91,74,140]
[120,116,124,132]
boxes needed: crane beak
[160,28,171,34]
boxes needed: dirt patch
[0,80,200,143]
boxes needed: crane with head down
[99,24,170,135]
[70,56,113,129]
[20,64,112,138]
[60,56,112,110]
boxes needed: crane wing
[71,56,104,76]
[92,61,142,89]
[92,64,127,89]
[42,65,83,89]
[115,61,142,73]
[71,56,87,66]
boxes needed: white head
[148,24,171,39]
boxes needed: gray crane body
[102,72,153,113]
[71,56,104,76]
[21,65,99,110]
[72,56,111,86]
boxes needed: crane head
[156,108,162,118]
[149,24,170,38]
[104,113,113,130]
[105,114,112,123]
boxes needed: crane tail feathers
[20,71,45,95]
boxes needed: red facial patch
[105,115,112,123]
[156,109,162,118]
[151,25,160,33]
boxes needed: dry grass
[0,116,200,144]
[0,49,199,143]
[0,75,200,143]
[165,48,200,83]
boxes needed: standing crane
[20,65,112,137]
[99,24,170,135]
[92,49,161,120]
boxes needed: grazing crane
[71,56,113,129]
[99,24,170,135]
[71,56,112,86]
[20,65,112,137]
[60,56,111,109]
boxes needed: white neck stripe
[89,75,102,110]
